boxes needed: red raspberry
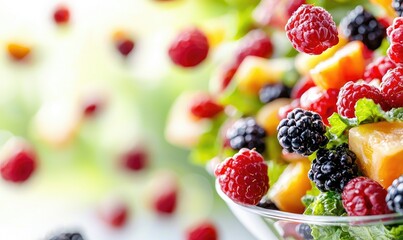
[380,66,403,108]
[53,5,70,25]
[291,76,316,99]
[363,56,396,82]
[121,146,148,171]
[169,28,209,68]
[218,63,238,92]
[99,199,129,229]
[278,99,300,120]
[152,175,178,215]
[186,221,218,240]
[342,177,390,216]
[116,38,135,57]
[286,4,339,55]
[387,17,403,64]
[82,94,105,117]
[336,81,387,118]
[286,0,306,17]
[190,94,223,119]
[300,87,339,125]
[0,145,37,183]
[215,148,269,205]
[235,29,273,64]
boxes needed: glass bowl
[216,180,403,240]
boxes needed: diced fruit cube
[369,0,397,18]
[235,57,292,94]
[349,121,403,189]
[310,41,365,90]
[269,160,312,213]
[256,98,292,136]
[7,42,31,61]
[165,92,210,148]
[295,35,347,76]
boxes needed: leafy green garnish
[354,98,385,125]
[348,225,393,240]
[388,225,403,240]
[218,86,262,115]
[189,115,226,165]
[304,191,345,216]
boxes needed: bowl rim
[215,180,403,226]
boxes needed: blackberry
[340,6,386,50]
[297,223,313,240]
[226,117,266,154]
[257,197,279,210]
[259,83,291,104]
[277,108,328,156]
[48,232,84,240]
[386,175,403,213]
[308,144,359,193]
[393,0,403,17]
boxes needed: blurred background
[0,0,259,239]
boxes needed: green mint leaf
[388,224,403,240]
[385,107,403,121]
[189,115,225,165]
[304,191,345,216]
[218,86,262,115]
[328,113,357,137]
[302,195,316,208]
[355,98,386,125]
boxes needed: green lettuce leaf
[189,115,226,165]
[355,98,385,125]
[218,86,262,115]
[388,224,403,240]
[348,225,393,240]
[304,191,345,216]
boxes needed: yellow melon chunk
[235,57,292,94]
[349,121,403,189]
[269,160,312,213]
[256,98,292,136]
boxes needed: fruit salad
[166,0,403,239]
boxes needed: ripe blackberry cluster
[340,6,386,50]
[386,175,403,213]
[259,83,291,104]
[308,144,359,193]
[277,108,328,156]
[393,0,403,17]
[49,232,84,240]
[226,117,266,153]
[297,223,313,240]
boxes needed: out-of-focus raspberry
[387,17,403,64]
[285,4,339,55]
[363,56,396,82]
[186,221,218,240]
[290,76,316,99]
[380,66,403,108]
[300,87,339,125]
[168,28,209,67]
[235,29,273,65]
[190,94,223,119]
